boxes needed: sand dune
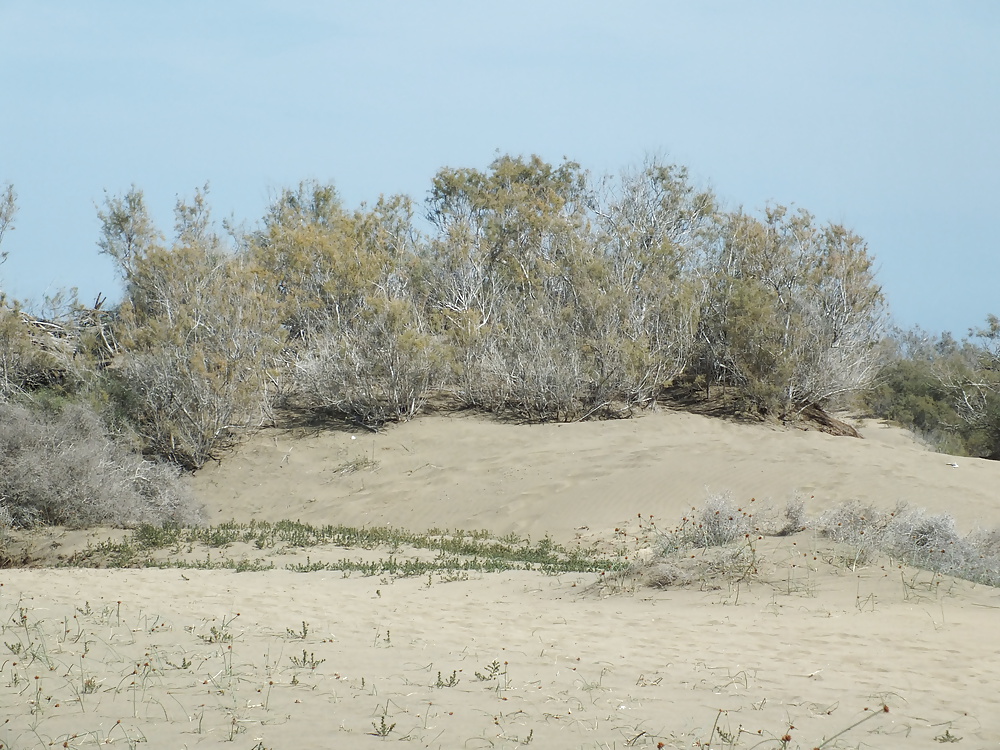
[3,409,999,748]
[193,408,1000,539]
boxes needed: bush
[105,246,284,469]
[817,501,1000,586]
[697,207,885,416]
[456,305,589,421]
[861,324,1000,459]
[0,402,202,528]
[97,187,285,468]
[293,297,446,425]
[656,494,776,554]
[0,304,66,399]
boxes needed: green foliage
[0,181,16,265]
[96,185,162,280]
[63,520,620,576]
[862,324,1000,458]
[698,206,885,416]
[249,180,356,342]
[957,316,1000,458]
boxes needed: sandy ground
[3,408,1000,749]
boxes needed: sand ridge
[192,409,1000,539]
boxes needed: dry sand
[3,408,1000,748]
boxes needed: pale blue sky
[1,1,997,335]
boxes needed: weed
[199,613,239,644]
[475,660,503,681]
[935,728,962,743]
[474,659,511,695]
[289,650,325,669]
[435,669,459,688]
[371,702,397,738]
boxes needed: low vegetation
[5,493,997,596]
[597,495,1000,593]
[50,521,620,577]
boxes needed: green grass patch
[60,520,622,577]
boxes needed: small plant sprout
[289,650,325,669]
[475,660,503,681]
[371,701,396,737]
[435,669,459,687]
[199,613,240,644]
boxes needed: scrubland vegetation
[0,156,998,540]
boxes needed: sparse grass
[199,613,239,644]
[289,650,325,669]
[56,520,623,577]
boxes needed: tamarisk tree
[698,205,885,415]
[100,186,284,468]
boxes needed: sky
[0,1,997,336]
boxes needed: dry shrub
[642,561,688,588]
[0,402,202,529]
[0,305,64,399]
[473,311,587,421]
[818,501,1000,585]
[293,297,446,426]
[777,498,808,536]
[675,494,767,549]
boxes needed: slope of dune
[3,409,999,749]
[191,408,1000,539]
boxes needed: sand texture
[3,409,1000,748]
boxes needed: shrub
[0,402,202,528]
[0,303,66,399]
[460,304,588,421]
[697,206,886,417]
[293,296,446,426]
[685,494,762,547]
[99,188,285,468]
[817,501,1000,586]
